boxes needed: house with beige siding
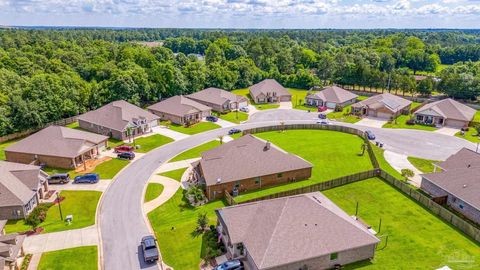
[5,126,108,169]
[187,87,248,113]
[414,98,476,128]
[0,233,26,270]
[78,100,159,140]
[192,135,312,200]
[216,192,380,269]
[147,95,212,126]
[352,93,412,119]
[249,79,291,104]
[305,86,358,109]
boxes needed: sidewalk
[143,175,181,213]
[152,126,190,141]
[383,150,423,186]
[23,226,98,254]
[155,158,200,174]
[214,118,236,128]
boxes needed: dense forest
[0,29,479,136]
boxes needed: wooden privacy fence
[0,116,78,143]
[224,190,237,206]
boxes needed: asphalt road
[99,112,476,270]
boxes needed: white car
[316,119,330,125]
[239,107,249,113]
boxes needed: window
[330,253,338,261]
[277,173,283,178]
[234,181,240,189]
[416,115,424,121]
[255,178,261,185]
[459,204,464,209]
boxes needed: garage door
[377,112,393,119]
[326,102,336,109]
[445,119,467,128]
[280,96,291,102]
[238,101,248,108]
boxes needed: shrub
[401,169,415,180]
[25,203,52,228]
[406,118,415,125]
[21,254,32,270]
[197,213,209,232]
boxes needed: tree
[205,43,225,65]
[416,77,434,96]
[401,169,415,181]
[197,213,209,232]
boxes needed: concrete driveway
[279,101,292,109]
[355,117,388,128]
[213,118,236,128]
[383,151,423,186]
[152,126,190,141]
[49,180,111,192]
[434,127,460,136]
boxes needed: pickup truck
[141,235,159,263]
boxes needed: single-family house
[147,95,212,126]
[305,86,358,109]
[5,126,108,169]
[78,100,160,140]
[216,192,380,270]
[414,98,476,128]
[192,134,312,200]
[0,233,26,270]
[186,88,249,113]
[0,161,49,220]
[352,93,412,119]
[249,79,291,104]
[421,148,480,224]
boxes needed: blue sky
[0,0,479,28]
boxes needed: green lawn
[235,130,373,202]
[215,111,248,124]
[5,191,101,234]
[456,128,480,143]
[127,134,173,153]
[474,111,480,122]
[232,88,280,110]
[169,140,221,162]
[408,156,440,173]
[289,88,311,111]
[254,103,280,110]
[382,102,438,131]
[145,183,164,203]
[148,189,226,270]
[163,121,220,135]
[42,158,129,180]
[65,122,80,129]
[371,144,403,179]
[327,105,362,123]
[159,168,187,181]
[38,246,98,270]
[323,178,480,269]
[0,138,20,160]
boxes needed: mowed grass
[232,88,280,110]
[235,130,373,202]
[159,168,187,181]
[148,189,226,270]
[169,140,221,162]
[408,156,441,173]
[323,178,480,269]
[42,158,129,179]
[0,138,20,160]
[456,128,480,143]
[127,134,173,153]
[145,183,164,202]
[289,88,310,111]
[382,102,437,131]
[327,105,362,123]
[216,111,248,124]
[164,121,220,135]
[255,103,280,110]
[371,144,403,179]
[5,191,101,234]
[38,246,98,270]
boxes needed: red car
[114,145,134,153]
[317,106,328,112]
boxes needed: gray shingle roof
[415,98,476,122]
[306,86,358,104]
[186,87,248,107]
[147,95,211,117]
[78,100,159,132]
[199,135,312,186]
[249,79,291,100]
[217,192,380,269]
[0,233,26,262]
[0,161,40,207]
[352,93,412,113]
[5,126,108,159]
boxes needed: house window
[459,204,464,209]
[330,252,338,261]
[234,181,240,189]
[416,115,424,121]
[452,197,456,203]
[255,178,261,185]
[277,173,283,178]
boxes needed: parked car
[117,152,135,160]
[366,130,376,140]
[228,128,241,135]
[48,173,70,184]
[318,113,327,119]
[141,235,159,263]
[316,119,330,125]
[318,106,328,112]
[74,173,100,184]
[239,106,249,113]
[114,145,134,153]
[206,115,218,122]
[213,260,244,270]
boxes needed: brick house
[78,100,160,140]
[5,126,108,169]
[147,95,212,126]
[351,93,412,119]
[192,135,313,200]
[414,98,476,128]
[216,192,380,269]
[187,87,249,113]
[305,86,358,109]
[249,79,291,104]
[421,148,480,224]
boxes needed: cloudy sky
[0,0,479,28]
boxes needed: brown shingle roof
[199,135,312,186]
[0,161,40,207]
[415,98,476,122]
[187,88,248,107]
[147,95,211,117]
[78,100,159,132]
[5,126,108,159]
[306,86,358,104]
[249,79,291,100]
[436,148,480,171]
[351,93,412,113]
[217,192,380,269]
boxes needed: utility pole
[56,192,63,220]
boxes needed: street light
[56,192,63,221]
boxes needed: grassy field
[371,144,404,179]
[145,183,164,202]
[159,168,187,181]
[5,191,101,234]
[38,246,98,270]
[216,111,248,124]
[289,88,310,110]
[127,134,173,153]
[235,130,373,202]
[232,88,280,110]
[326,105,362,123]
[382,102,438,131]
[169,140,221,162]
[43,158,129,179]
[163,121,220,135]
[456,128,480,143]
[254,103,280,110]
[408,156,440,173]
[148,189,226,270]
[0,138,20,160]
[324,178,480,269]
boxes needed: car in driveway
[318,113,327,119]
[141,235,159,263]
[114,145,134,153]
[239,107,249,113]
[366,130,376,140]
[74,173,100,184]
[318,106,328,112]
[48,173,70,184]
[213,260,244,270]
[228,128,241,135]
[206,115,218,122]
[117,152,135,160]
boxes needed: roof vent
[264,141,271,151]
[467,164,471,168]
[463,184,467,188]
[217,178,222,184]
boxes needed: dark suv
[74,173,100,184]
[206,115,218,122]
[118,152,135,160]
[48,173,70,184]
[141,235,159,263]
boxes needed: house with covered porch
[147,95,212,126]
[413,98,476,128]
[305,86,358,109]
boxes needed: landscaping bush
[202,227,224,261]
[196,213,209,232]
[406,118,415,125]
[21,254,32,270]
[25,203,52,228]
